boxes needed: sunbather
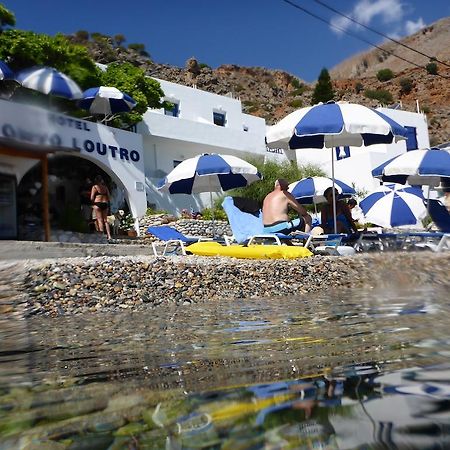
[321,187,358,234]
[262,179,312,234]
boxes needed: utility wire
[280,0,449,79]
[313,0,450,68]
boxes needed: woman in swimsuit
[90,175,112,240]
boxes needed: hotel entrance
[0,99,148,241]
[15,155,126,240]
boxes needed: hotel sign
[0,99,147,218]
[0,99,142,164]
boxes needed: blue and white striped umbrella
[15,66,82,99]
[0,60,14,80]
[158,153,261,194]
[360,184,426,228]
[266,101,408,150]
[288,176,355,204]
[267,102,408,233]
[372,148,450,186]
[78,86,137,115]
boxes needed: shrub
[200,206,228,221]
[364,89,393,104]
[355,82,364,94]
[376,68,394,82]
[289,85,308,96]
[426,62,438,75]
[291,78,301,89]
[289,99,303,108]
[421,105,430,114]
[399,77,413,95]
[229,160,325,206]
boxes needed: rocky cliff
[71,16,450,146]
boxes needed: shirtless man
[262,179,312,234]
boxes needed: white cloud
[330,0,405,34]
[404,17,426,35]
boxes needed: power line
[313,0,450,69]
[280,0,449,79]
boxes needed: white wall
[137,78,267,215]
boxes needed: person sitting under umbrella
[321,187,358,234]
[262,179,312,234]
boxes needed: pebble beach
[1,242,449,317]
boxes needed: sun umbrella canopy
[78,86,137,115]
[372,148,450,186]
[288,176,355,204]
[158,153,261,194]
[266,101,408,150]
[0,60,14,80]
[15,66,82,99]
[360,184,426,228]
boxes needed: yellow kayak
[187,241,313,259]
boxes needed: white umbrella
[158,153,262,235]
[78,86,137,116]
[0,60,14,80]
[360,184,427,228]
[288,176,355,204]
[267,101,408,232]
[15,65,82,99]
[372,148,450,187]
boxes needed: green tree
[100,62,169,127]
[230,159,325,207]
[364,88,393,104]
[0,4,15,31]
[128,43,150,57]
[399,77,413,95]
[426,61,438,75]
[376,68,394,82]
[311,68,334,105]
[0,29,101,88]
[74,30,89,42]
[114,34,126,47]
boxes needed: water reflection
[0,284,449,448]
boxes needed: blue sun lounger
[221,196,350,253]
[146,225,211,256]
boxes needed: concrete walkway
[0,240,153,260]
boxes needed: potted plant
[118,210,137,236]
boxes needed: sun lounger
[146,225,211,256]
[222,196,353,254]
[427,199,450,233]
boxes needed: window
[164,102,179,117]
[213,112,226,126]
[173,160,182,168]
[405,126,418,151]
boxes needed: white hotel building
[0,77,429,240]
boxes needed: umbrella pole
[208,178,216,237]
[331,148,337,234]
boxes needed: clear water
[1,284,449,449]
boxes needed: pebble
[0,251,441,317]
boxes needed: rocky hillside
[71,16,450,146]
[330,17,450,79]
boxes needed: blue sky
[3,0,450,82]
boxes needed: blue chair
[146,225,209,256]
[221,196,350,253]
[428,199,450,233]
[221,196,301,246]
